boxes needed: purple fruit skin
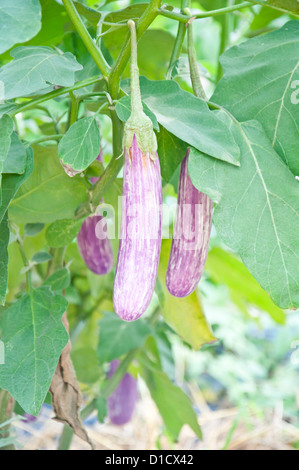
[107,360,138,425]
[166,150,213,298]
[77,215,114,275]
[77,151,114,275]
[113,135,162,322]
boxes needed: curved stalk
[61,0,110,78]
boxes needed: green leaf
[0,148,34,224]
[121,77,240,165]
[0,0,42,54]
[157,127,188,182]
[141,360,202,441]
[58,117,101,172]
[266,0,299,13]
[213,21,299,175]
[0,46,83,100]
[2,133,27,175]
[24,223,45,237]
[71,347,101,385]
[115,96,159,131]
[103,4,148,58]
[74,1,101,28]
[0,287,68,416]
[44,268,71,292]
[46,218,83,248]
[97,313,152,365]
[206,247,285,324]
[9,146,88,224]
[26,0,68,47]
[0,214,9,305]
[157,240,216,350]
[189,120,299,309]
[0,115,14,172]
[31,251,52,264]
[137,30,176,81]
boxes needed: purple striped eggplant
[166,150,213,297]
[107,360,138,425]
[77,152,114,275]
[113,21,162,322]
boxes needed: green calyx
[124,20,157,158]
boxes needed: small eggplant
[107,360,138,425]
[113,21,162,321]
[77,152,114,275]
[166,150,213,297]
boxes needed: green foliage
[189,121,299,310]
[97,313,152,365]
[0,214,9,305]
[59,117,101,171]
[213,21,299,175]
[120,77,240,167]
[140,357,202,441]
[46,219,83,248]
[0,0,42,54]
[158,241,216,349]
[0,286,68,416]
[9,146,88,223]
[0,46,83,99]
[44,268,71,293]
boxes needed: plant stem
[67,91,80,129]
[9,77,103,117]
[166,0,189,80]
[127,20,143,117]
[61,0,110,78]
[16,236,32,291]
[47,247,66,277]
[26,134,64,147]
[187,14,206,100]
[0,390,15,451]
[108,0,162,100]
[158,1,252,22]
[217,0,234,82]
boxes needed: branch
[61,0,110,78]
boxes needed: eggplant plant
[0,0,298,452]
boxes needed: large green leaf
[206,247,285,324]
[0,46,83,100]
[120,77,240,165]
[27,0,68,47]
[0,214,9,305]
[58,117,101,172]
[0,287,68,416]
[46,219,83,248]
[9,146,88,224]
[157,240,216,349]
[157,127,187,182]
[0,115,13,172]
[97,313,152,365]
[2,133,27,175]
[0,0,42,54]
[0,148,34,224]
[189,120,299,309]
[141,359,202,441]
[213,21,299,175]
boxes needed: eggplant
[107,360,138,425]
[77,215,113,275]
[77,151,114,275]
[113,21,162,321]
[166,150,213,297]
